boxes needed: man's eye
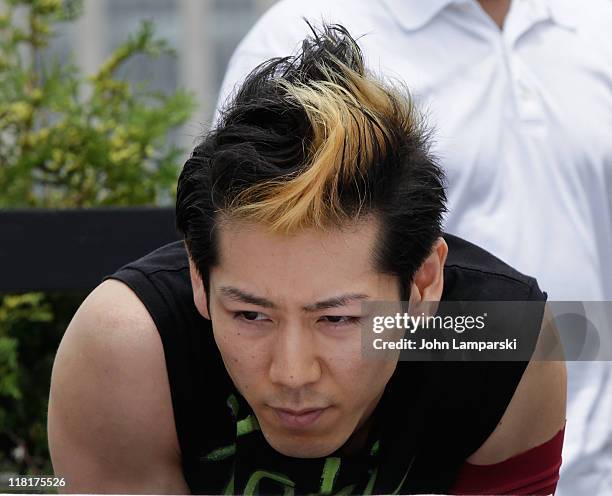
[320,316,361,326]
[234,311,269,322]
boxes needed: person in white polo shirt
[214,1,612,494]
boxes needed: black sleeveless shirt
[103,234,546,495]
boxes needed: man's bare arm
[48,279,190,494]
[468,304,567,464]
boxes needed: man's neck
[335,389,386,456]
[477,0,512,30]
[336,412,377,456]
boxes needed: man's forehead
[217,285,372,312]
[211,218,392,302]
[215,217,381,264]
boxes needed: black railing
[0,207,181,292]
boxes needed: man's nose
[268,323,322,389]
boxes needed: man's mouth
[271,406,330,429]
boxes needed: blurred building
[47,0,278,150]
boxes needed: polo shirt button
[517,82,531,100]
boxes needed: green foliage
[0,0,195,207]
[0,0,196,479]
[0,292,66,476]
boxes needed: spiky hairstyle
[176,22,446,300]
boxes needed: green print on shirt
[239,458,359,496]
[201,394,411,495]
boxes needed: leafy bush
[0,0,195,207]
[0,0,195,478]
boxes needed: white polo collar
[546,0,578,30]
[380,0,577,32]
[380,0,462,31]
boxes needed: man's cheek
[226,354,266,391]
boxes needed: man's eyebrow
[303,293,370,312]
[217,286,369,312]
[218,286,275,308]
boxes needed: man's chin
[260,428,346,459]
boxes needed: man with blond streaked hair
[215,3,612,494]
[48,24,565,495]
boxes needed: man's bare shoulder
[48,279,189,494]
[467,305,567,465]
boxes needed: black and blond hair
[176,23,446,301]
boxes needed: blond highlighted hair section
[226,23,422,234]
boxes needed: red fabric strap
[451,426,565,495]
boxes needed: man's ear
[410,237,448,303]
[188,257,210,320]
